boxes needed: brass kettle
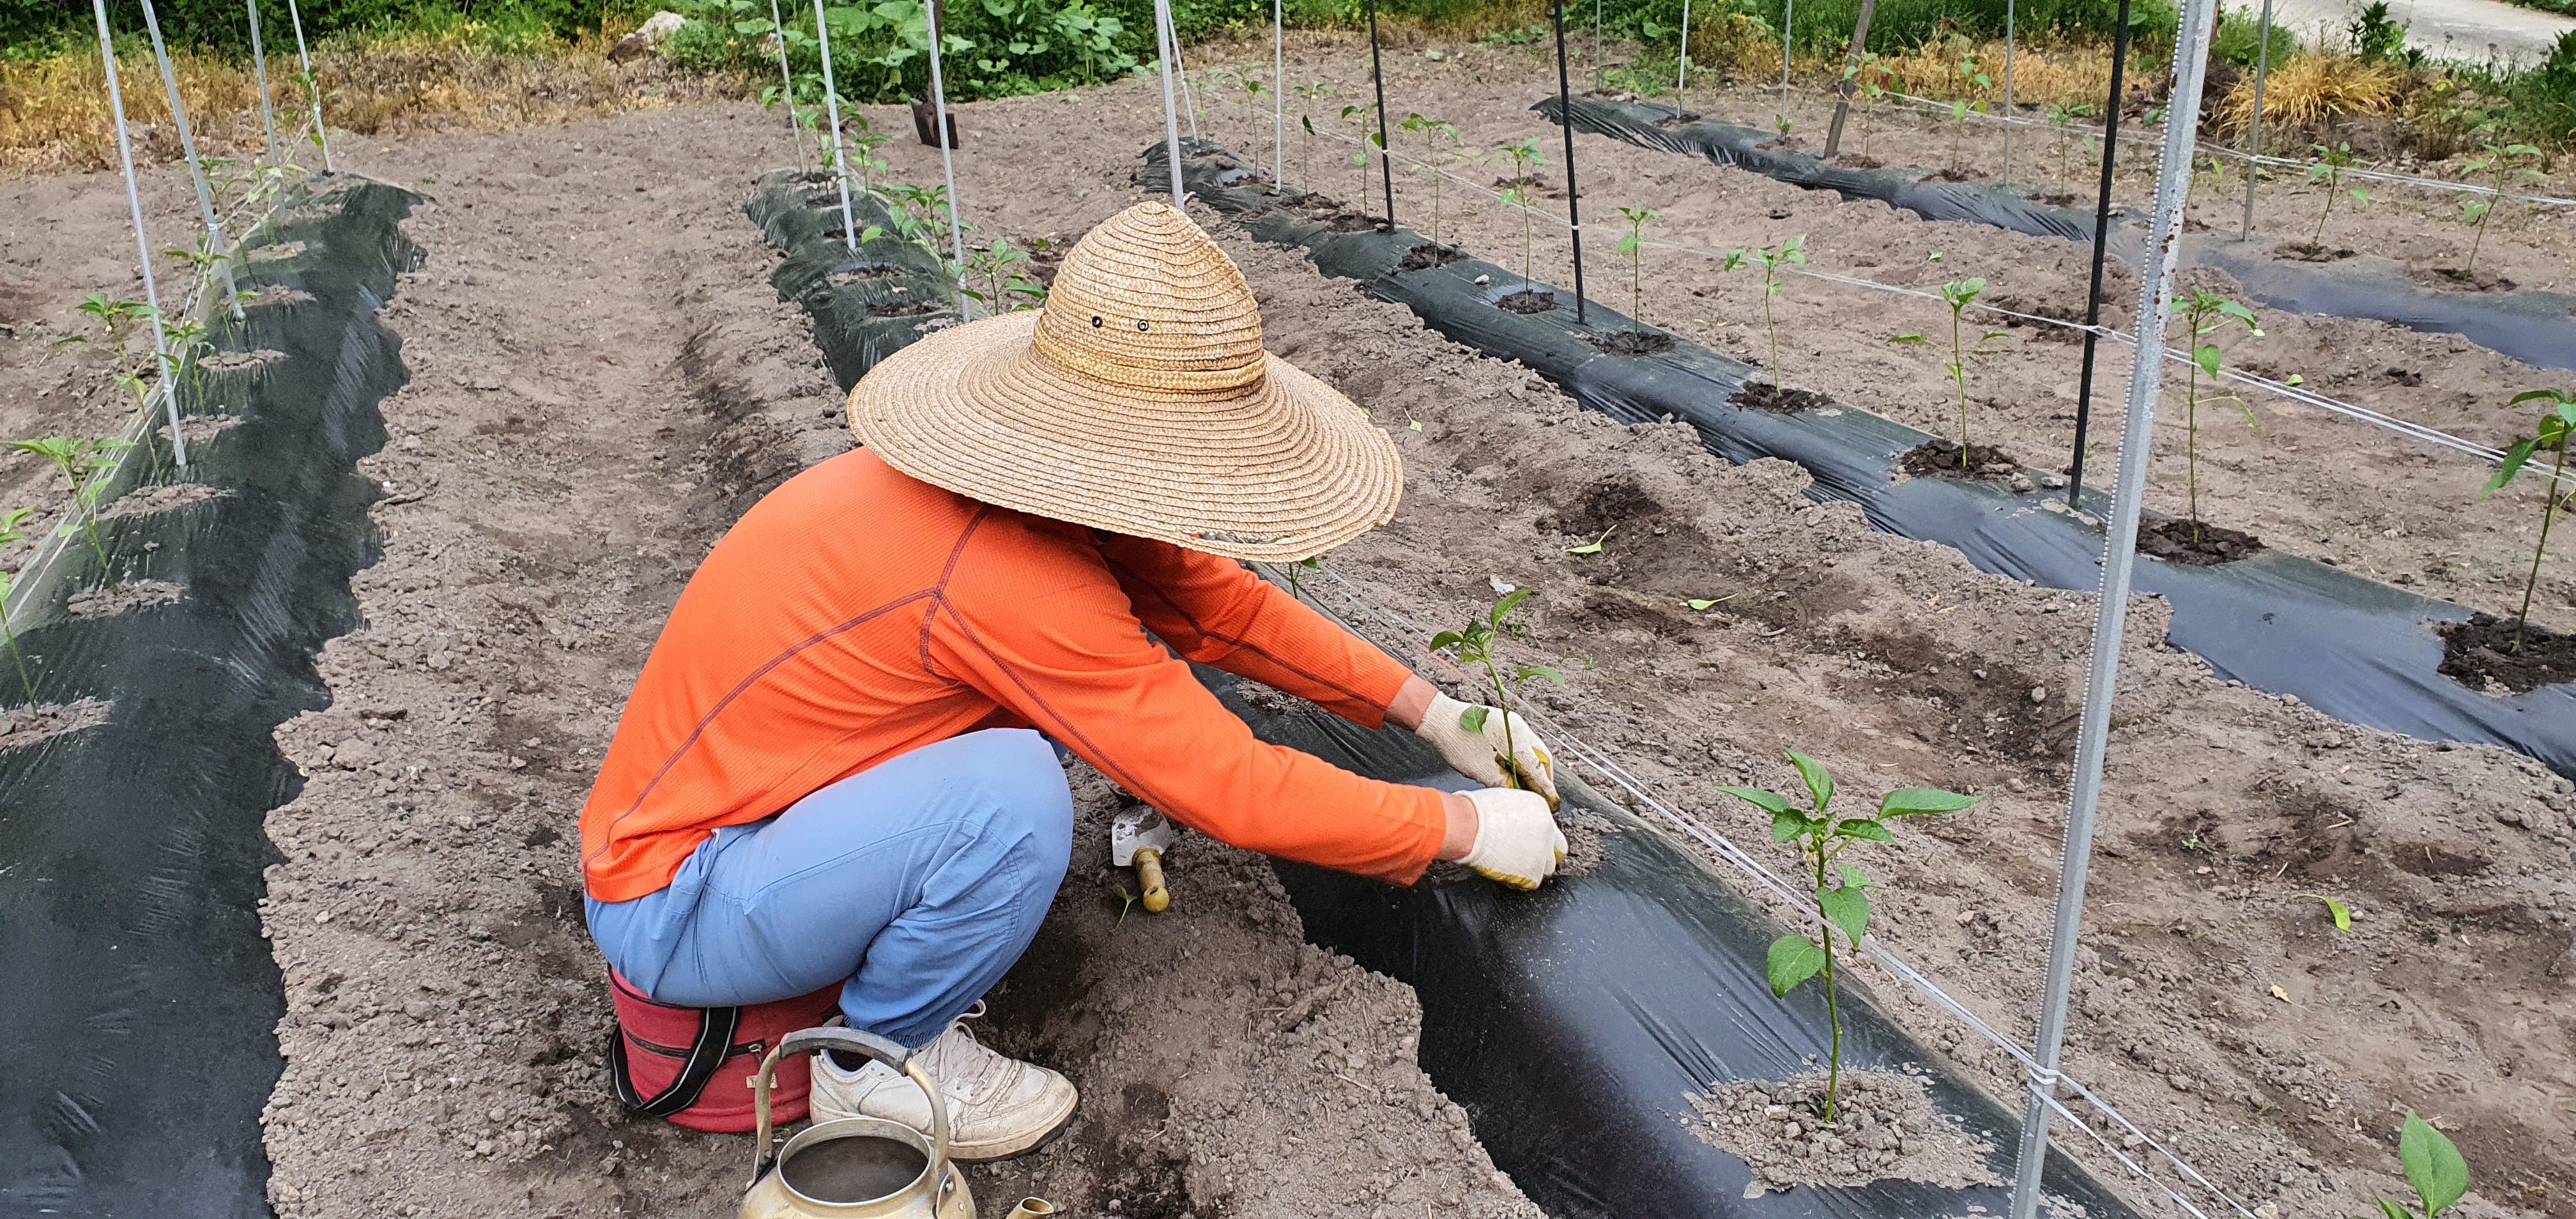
[740,1026,974,1219]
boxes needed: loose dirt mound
[1690,1068,1997,1192]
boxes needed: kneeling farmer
[579,201,1565,1157]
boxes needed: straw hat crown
[1031,202,1268,395]
[845,201,1402,562]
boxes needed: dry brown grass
[1861,36,2119,112]
[2214,52,2398,135]
[1,21,749,176]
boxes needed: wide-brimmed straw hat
[844,201,1402,562]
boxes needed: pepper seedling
[1720,234,1805,390]
[1947,52,1992,176]
[2172,289,2263,543]
[2456,134,2540,279]
[2307,142,2368,251]
[1399,113,1463,245]
[1339,103,1381,211]
[962,237,1046,314]
[0,506,38,702]
[1494,139,1548,307]
[2352,1111,2469,1219]
[2047,102,2094,183]
[2478,387,2575,654]
[1890,278,2007,455]
[1430,590,1561,801]
[1291,81,1333,189]
[7,437,132,571]
[1720,753,1979,1121]
[1615,206,1662,336]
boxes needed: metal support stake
[1821,0,1878,158]
[809,0,860,251]
[93,0,188,473]
[139,0,245,321]
[768,0,806,172]
[1163,3,1198,139]
[1780,0,1794,126]
[245,0,279,167]
[1154,0,1184,208]
[2064,0,2134,512]
[284,0,329,171]
[1550,0,1587,325]
[2002,0,2016,186]
[1676,0,1692,112]
[924,0,967,313]
[2004,0,2220,1213]
[2240,0,2276,240]
[1367,0,1394,224]
[1593,0,1603,92]
[1273,0,1284,187]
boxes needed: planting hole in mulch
[1496,289,1558,315]
[1687,1069,1998,1193]
[866,300,943,318]
[2437,613,2575,694]
[1897,438,2021,481]
[1652,110,1703,128]
[1832,153,1885,170]
[2411,265,2520,293]
[2135,517,2267,566]
[1729,380,1832,413]
[827,264,905,285]
[1399,242,1469,271]
[1586,330,1676,356]
[2274,241,2357,263]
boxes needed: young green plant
[1496,139,1548,303]
[961,236,1047,314]
[0,507,38,702]
[2172,289,2263,542]
[7,437,133,571]
[1616,206,1662,335]
[2308,142,2368,250]
[1291,81,1332,189]
[1400,113,1462,245]
[2352,1111,2469,1219]
[1947,52,1991,176]
[2457,135,2540,279]
[1340,103,1380,208]
[1429,589,1561,799]
[1719,753,1980,1120]
[1890,278,2005,454]
[2478,387,2575,654]
[1720,234,1805,388]
[2047,102,2094,183]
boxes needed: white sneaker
[809,1008,1077,1160]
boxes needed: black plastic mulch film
[751,170,2138,1219]
[1537,96,2576,374]
[0,179,420,1215]
[1129,138,2576,781]
[744,171,962,392]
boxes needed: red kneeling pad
[607,970,839,1131]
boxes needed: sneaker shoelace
[919,1002,1024,1105]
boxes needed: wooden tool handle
[1136,847,1170,913]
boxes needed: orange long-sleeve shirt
[578,447,1443,902]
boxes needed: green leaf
[1887,333,1926,344]
[1458,705,1490,734]
[1518,665,1564,686]
[1880,787,1981,816]
[1819,883,1871,945]
[2399,1112,2468,1218]
[1429,629,1464,652]
[2303,893,2352,931]
[1766,935,1827,997]
[1838,818,1894,842]
[1716,785,1793,815]
[1788,751,1834,812]
[1838,862,1870,890]
[2375,1198,2413,1219]
[2481,438,2536,497]
[1684,594,1739,610]
[2195,344,2224,378]
[1565,526,1614,556]
[1772,810,1814,842]
[1492,587,1533,624]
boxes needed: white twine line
[1280,564,2265,1219]
[1867,88,2576,209]
[1269,122,2575,492]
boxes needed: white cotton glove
[1414,692,1561,808]
[1457,788,1568,891]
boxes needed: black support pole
[1550,0,1588,325]
[1367,0,1395,225]
[2065,0,2133,514]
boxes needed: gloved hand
[1457,788,1567,890]
[1414,692,1560,808]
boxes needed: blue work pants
[586,728,1075,1048]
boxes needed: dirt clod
[1728,380,1832,414]
[2134,517,2267,566]
[1897,438,2022,482]
[1688,1069,1997,1192]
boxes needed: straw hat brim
[846,310,1404,562]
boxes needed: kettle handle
[748,1026,952,1195]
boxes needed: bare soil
[1689,1068,1997,1193]
[2135,517,2271,566]
[2440,614,2576,694]
[1728,380,1836,414]
[1897,438,2028,482]
[0,696,112,750]
[3,29,2572,1219]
